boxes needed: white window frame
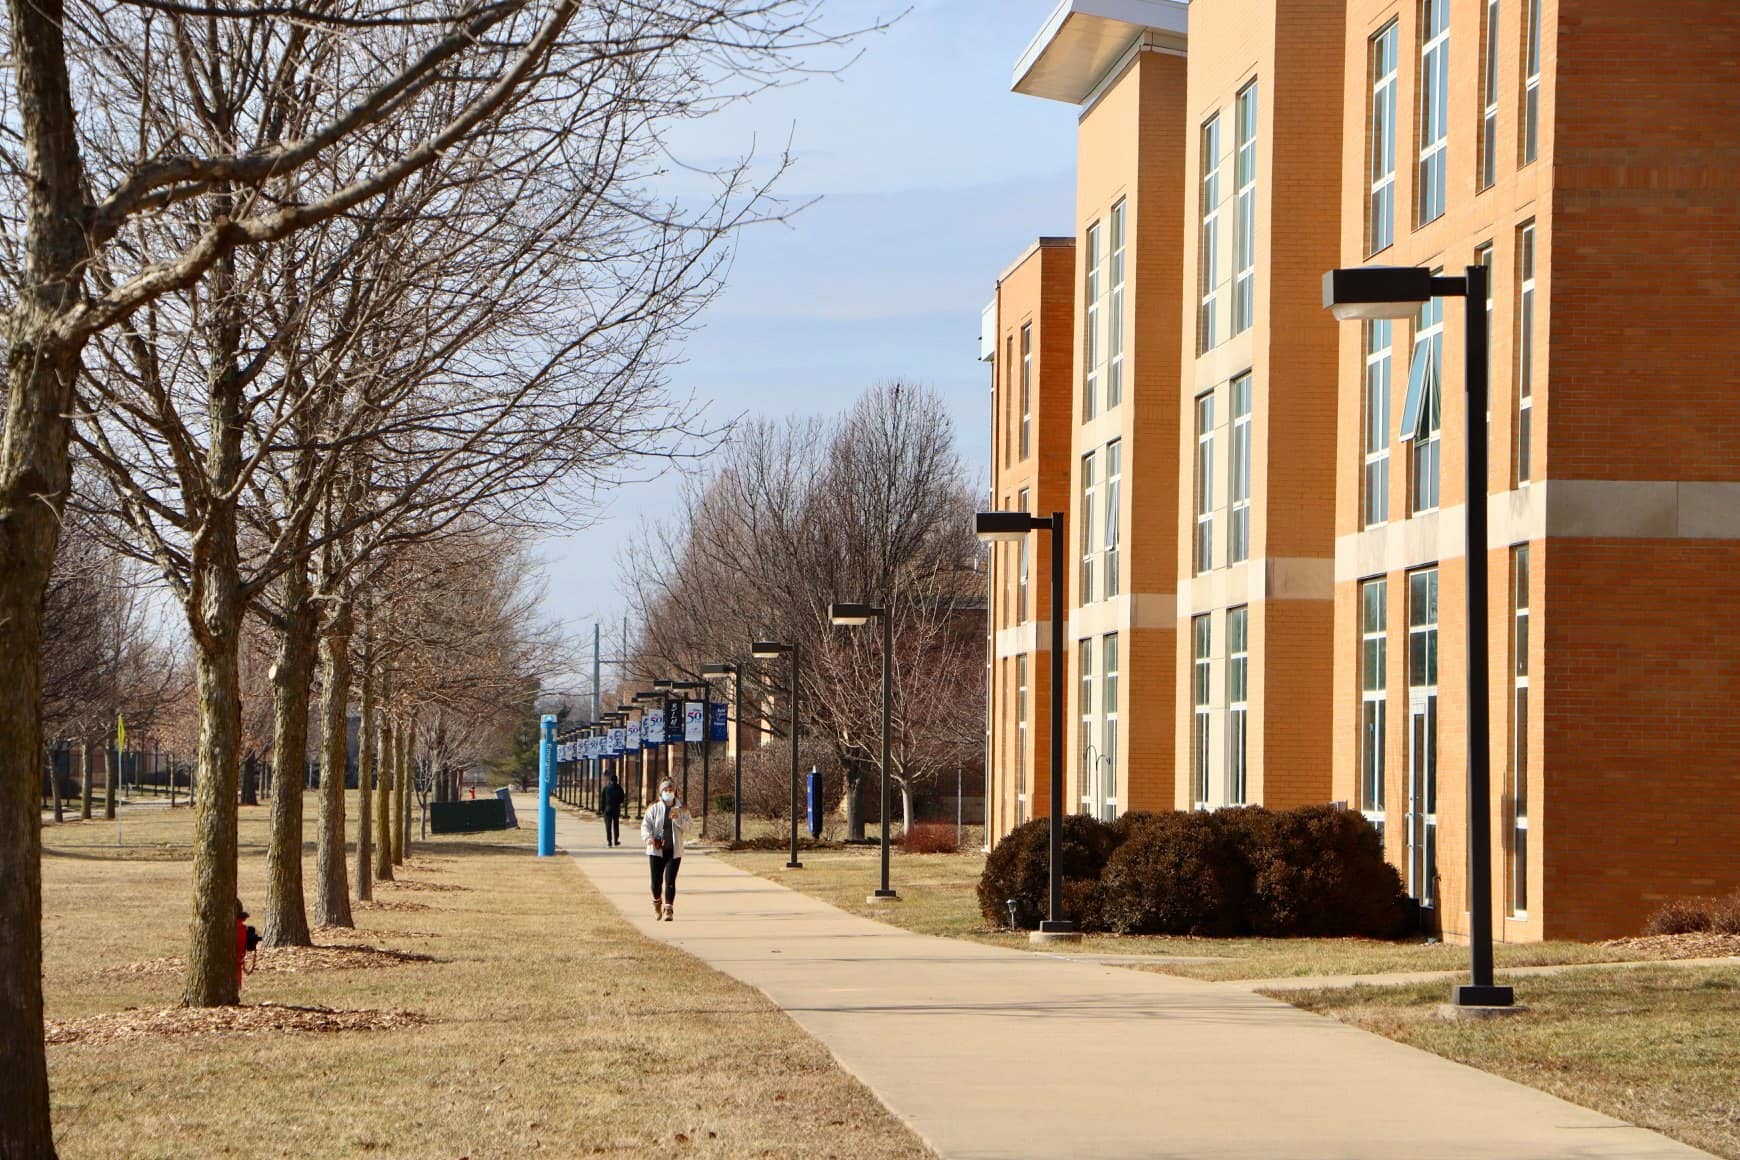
[1418,0,1450,225]
[1078,638,1095,815]
[1360,577,1388,837]
[1509,544,1530,918]
[1019,323,1032,460]
[1108,200,1125,409]
[1409,294,1444,515]
[1016,653,1028,819]
[1199,117,1221,351]
[1480,0,1499,190]
[1195,392,1215,574]
[1101,632,1119,822]
[1233,82,1258,334]
[1370,22,1398,253]
[1364,321,1392,528]
[1407,567,1439,907]
[1523,0,1542,165]
[1080,451,1097,604]
[1192,615,1212,810]
[1084,222,1101,421]
[1517,222,1535,484]
[1226,606,1248,805]
[1104,440,1122,599]
[1017,486,1030,622]
[1229,374,1252,564]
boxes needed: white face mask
[661,791,674,804]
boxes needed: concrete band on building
[981,0,1740,942]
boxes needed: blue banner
[709,701,729,742]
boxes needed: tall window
[1019,323,1032,460]
[1103,440,1122,598]
[1101,632,1119,822]
[1192,615,1212,809]
[1195,393,1215,574]
[1016,653,1028,817]
[1523,0,1542,164]
[1364,321,1392,527]
[1229,374,1252,563]
[1084,221,1101,421]
[1108,200,1125,409]
[1003,336,1014,467]
[1480,0,1499,189]
[1078,639,1094,814]
[1017,487,1030,622]
[1199,116,1222,351]
[1233,82,1258,334]
[1369,22,1398,252]
[1409,295,1444,514]
[1360,578,1388,837]
[1226,606,1248,805]
[1418,0,1450,225]
[1080,451,1097,603]
[1517,222,1535,484]
[1509,545,1530,916]
[1407,567,1439,906]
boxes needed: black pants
[649,853,681,902]
[603,811,620,845]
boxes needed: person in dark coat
[600,772,624,847]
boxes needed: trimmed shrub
[1643,892,1740,936]
[898,822,960,855]
[1097,811,1249,936]
[977,815,1120,930]
[1714,892,1740,935]
[1237,805,1411,938]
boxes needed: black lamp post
[1323,263,1512,1009]
[751,640,802,869]
[701,662,744,843]
[830,600,898,902]
[975,509,1077,940]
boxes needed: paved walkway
[554,809,1712,1160]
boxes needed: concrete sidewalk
[554,810,1711,1160]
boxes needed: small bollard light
[1005,899,1019,930]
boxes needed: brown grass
[43,795,930,1158]
[1276,965,1740,1159]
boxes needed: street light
[702,662,744,843]
[975,509,1077,942]
[830,601,898,903]
[751,640,802,870]
[1323,262,1512,1009]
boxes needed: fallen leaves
[47,1002,430,1046]
[1602,932,1740,960]
[114,941,436,979]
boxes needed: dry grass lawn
[1278,966,1740,1159]
[716,845,1697,981]
[41,798,930,1159]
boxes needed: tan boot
[663,902,674,922]
[653,897,663,919]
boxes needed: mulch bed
[378,878,467,893]
[355,897,430,912]
[47,1003,428,1046]
[1601,932,1740,960]
[116,942,437,979]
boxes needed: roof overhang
[1012,0,1189,104]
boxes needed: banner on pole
[665,701,684,743]
[642,708,664,747]
[708,701,729,743]
[609,728,625,756]
[626,719,642,751]
[684,702,704,743]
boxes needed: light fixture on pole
[1323,263,1512,1009]
[830,601,898,903]
[751,640,802,870]
[975,509,1077,942]
[702,662,744,843]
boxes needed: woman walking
[600,771,624,846]
[641,778,691,921]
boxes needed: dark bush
[1715,892,1740,935]
[1649,897,1719,939]
[977,815,1120,930]
[898,822,959,854]
[1096,811,1250,936]
[1236,805,1411,938]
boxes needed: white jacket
[640,799,692,858]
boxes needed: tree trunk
[374,706,394,882]
[50,745,63,823]
[240,753,258,808]
[315,601,354,928]
[80,740,92,820]
[899,780,914,837]
[844,771,864,841]
[354,631,374,903]
[181,547,245,1008]
[394,717,413,864]
[263,569,316,947]
[103,743,117,819]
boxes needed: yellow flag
[116,714,127,750]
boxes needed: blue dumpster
[805,767,823,838]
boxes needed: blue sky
[537,0,1078,662]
